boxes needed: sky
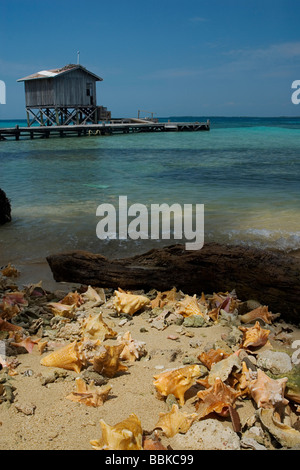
[0,0,300,118]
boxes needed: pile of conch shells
[1,263,300,451]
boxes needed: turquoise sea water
[0,116,300,266]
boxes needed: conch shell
[1,263,20,278]
[60,291,84,307]
[40,340,83,373]
[248,368,289,409]
[155,404,198,437]
[240,305,275,324]
[66,377,111,407]
[113,290,150,315]
[90,413,143,450]
[198,348,230,370]
[151,287,179,309]
[195,377,241,418]
[81,313,117,341]
[257,408,300,448]
[82,285,105,303]
[47,302,76,319]
[153,364,201,406]
[93,344,128,377]
[239,321,271,350]
[206,353,242,385]
[117,331,147,362]
[176,294,209,320]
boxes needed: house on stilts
[17,64,111,126]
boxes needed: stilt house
[18,64,111,126]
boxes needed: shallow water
[0,116,300,266]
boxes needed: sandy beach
[1,256,300,451]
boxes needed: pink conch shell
[11,336,38,354]
[66,377,111,407]
[117,330,147,361]
[153,364,201,406]
[248,368,289,409]
[239,321,271,350]
[2,292,28,306]
[155,403,198,437]
[240,305,276,324]
[90,413,143,450]
[81,312,117,341]
[93,344,128,377]
[176,294,209,320]
[113,290,150,315]
[40,340,83,373]
[195,377,241,418]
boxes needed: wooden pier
[0,119,210,141]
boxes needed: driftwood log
[47,243,300,324]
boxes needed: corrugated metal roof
[17,64,103,82]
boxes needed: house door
[86,82,94,105]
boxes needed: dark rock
[0,188,11,225]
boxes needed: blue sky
[1,0,300,118]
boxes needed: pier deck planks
[0,120,210,141]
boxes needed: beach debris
[1,263,20,278]
[93,343,128,377]
[195,377,241,419]
[240,305,277,325]
[15,401,36,416]
[81,312,117,341]
[90,413,143,450]
[153,364,201,406]
[154,403,198,437]
[248,369,289,410]
[40,340,83,373]
[273,365,300,404]
[66,377,111,407]
[256,350,293,375]
[239,321,271,351]
[257,408,300,448]
[169,418,241,450]
[117,330,147,361]
[113,289,150,315]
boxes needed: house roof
[17,64,103,82]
